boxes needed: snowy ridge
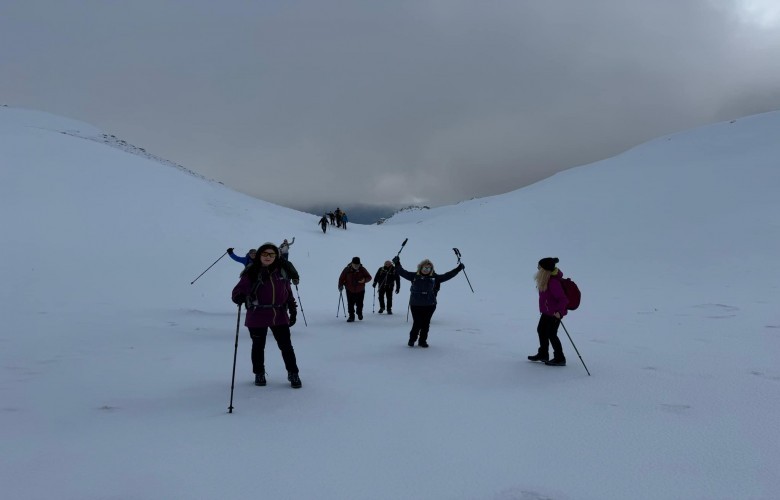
[59,129,213,183]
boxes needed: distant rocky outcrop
[376,205,430,224]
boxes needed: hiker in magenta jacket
[528,257,569,366]
[232,242,301,388]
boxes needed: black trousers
[377,287,394,311]
[346,290,365,317]
[409,304,436,342]
[536,314,564,357]
[248,326,299,374]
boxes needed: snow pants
[346,290,365,318]
[249,326,299,375]
[536,314,564,358]
[377,287,394,311]
[409,304,437,343]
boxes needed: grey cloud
[2,0,779,210]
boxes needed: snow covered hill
[1,106,779,499]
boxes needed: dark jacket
[374,265,400,291]
[232,265,297,327]
[338,264,372,293]
[396,262,462,306]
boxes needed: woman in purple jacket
[528,257,569,366]
[232,242,301,388]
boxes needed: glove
[292,279,300,285]
[392,256,400,265]
[227,248,234,254]
[459,263,465,270]
[372,283,376,288]
[289,313,297,326]
[338,285,344,291]
[232,295,244,306]
[395,288,400,294]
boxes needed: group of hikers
[224,239,571,390]
[318,208,349,233]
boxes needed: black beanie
[538,257,559,271]
[351,256,361,265]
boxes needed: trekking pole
[560,320,590,376]
[396,238,409,257]
[191,250,228,285]
[452,248,475,293]
[228,304,242,413]
[337,290,347,318]
[372,286,376,314]
[294,284,308,327]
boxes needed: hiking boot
[358,313,363,320]
[408,338,416,347]
[527,352,549,362]
[544,357,566,366]
[418,340,429,348]
[347,316,355,322]
[288,372,302,388]
[387,309,392,315]
[378,308,384,314]
[254,373,267,386]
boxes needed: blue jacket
[228,252,252,266]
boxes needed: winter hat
[384,260,392,266]
[351,256,361,265]
[538,257,559,272]
[258,242,280,256]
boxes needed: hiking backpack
[560,277,581,311]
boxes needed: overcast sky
[3,0,780,210]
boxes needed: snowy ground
[1,106,779,499]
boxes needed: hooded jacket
[539,270,569,317]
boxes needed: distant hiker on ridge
[319,215,329,233]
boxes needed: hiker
[319,215,329,233]
[528,257,568,366]
[393,256,464,348]
[229,247,300,285]
[335,208,343,228]
[231,242,302,388]
[341,212,349,230]
[328,212,336,225]
[338,257,372,322]
[373,260,400,314]
[227,248,255,267]
[279,237,295,261]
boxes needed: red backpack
[560,277,581,311]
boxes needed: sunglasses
[260,251,277,258]
[422,266,432,271]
